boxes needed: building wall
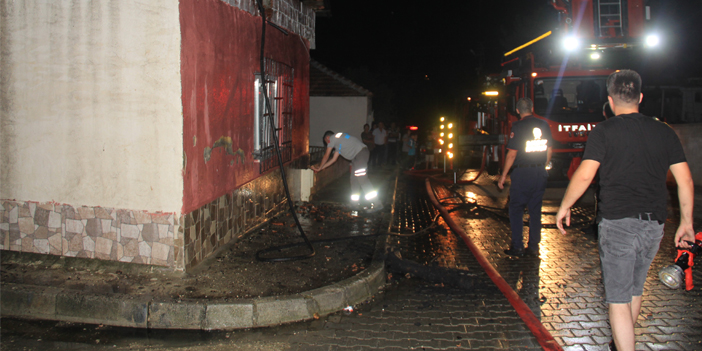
[309,96,370,147]
[0,0,184,213]
[180,0,310,215]
[0,1,183,266]
[0,0,312,270]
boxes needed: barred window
[254,58,294,173]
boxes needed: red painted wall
[180,0,310,214]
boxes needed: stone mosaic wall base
[1,157,309,271]
[0,201,179,268]
[182,164,296,270]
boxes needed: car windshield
[533,77,608,122]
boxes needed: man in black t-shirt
[556,70,695,351]
[498,98,553,257]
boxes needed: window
[533,77,608,123]
[254,58,294,172]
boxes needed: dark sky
[311,0,702,126]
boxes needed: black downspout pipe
[255,0,315,262]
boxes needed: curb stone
[1,258,386,330]
[1,238,388,331]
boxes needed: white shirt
[372,128,387,145]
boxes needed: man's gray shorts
[599,218,664,304]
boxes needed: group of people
[499,70,694,351]
[310,69,695,351]
[361,122,419,170]
[361,122,400,168]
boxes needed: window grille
[254,58,294,173]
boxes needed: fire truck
[465,0,661,180]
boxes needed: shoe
[525,248,539,257]
[608,340,617,351]
[503,248,524,257]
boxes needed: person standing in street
[387,122,401,165]
[555,70,695,351]
[361,123,375,154]
[498,98,552,257]
[406,133,418,170]
[371,122,388,168]
[312,131,382,211]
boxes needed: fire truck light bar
[504,31,552,57]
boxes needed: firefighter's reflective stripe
[525,127,547,153]
[354,168,367,177]
[365,191,378,200]
[351,194,360,201]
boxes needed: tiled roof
[310,60,372,97]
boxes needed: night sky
[310,0,702,128]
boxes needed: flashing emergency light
[448,123,453,129]
[440,117,445,122]
[440,125,445,130]
[531,72,537,77]
[448,133,453,139]
[563,36,579,51]
[590,52,601,60]
[409,126,418,131]
[646,34,660,47]
[483,91,499,96]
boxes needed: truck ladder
[597,0,623,38]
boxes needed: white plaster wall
[0,1,183,213]
[309,96,370,147]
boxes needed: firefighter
[498,98,553,257]
[312,131,383,211]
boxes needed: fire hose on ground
[425,178,563,351]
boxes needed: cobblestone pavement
[286,172,702,351]
[3,171,701,351]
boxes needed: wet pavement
[3,166,702,350]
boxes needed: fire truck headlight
[563,36,579,51]
[365,191,378,200]
[590,52,601,60]
[646,34,660,47]
[351,194,360,202]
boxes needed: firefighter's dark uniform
[506,116,552,253]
